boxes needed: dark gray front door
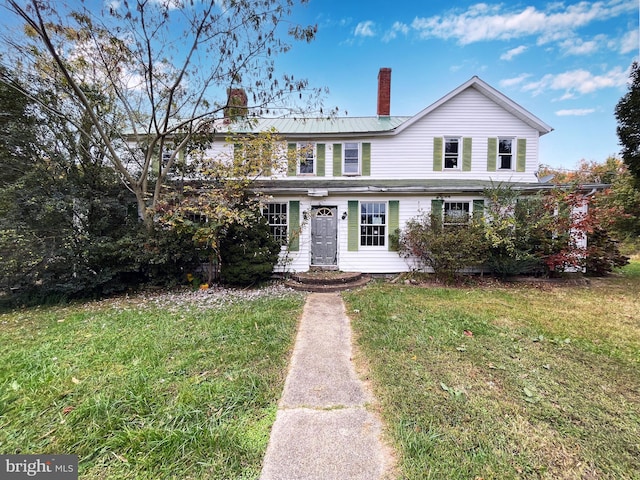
[311,206,337,266]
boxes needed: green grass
[0,290,305,479]
[345,263,640,479]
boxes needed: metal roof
[222,116,411,136]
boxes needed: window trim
[297,142,316,175]
[498,137,514,170]
[262,202,288,245]
[359,201,387,248]
[343,142,361,176]
[443,137,461,170]
[443,201,471,225]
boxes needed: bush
[484,254,545,278]
[219,216,281,286]
[398,212,488,283]
[584,228,629,276]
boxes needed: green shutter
[333,144,342,177]
[487,138,497,172]
[262,143,272,176]
[431,199,443,220]
[316,143,325,177]
[288,200,300,251]
[388,200,399,251]
[463,137,472,171]
[347,200,359,251]
[433,137,443,171]
[473,199,485,219]
[233,143,243,169]
[516,138,526,172]
[362,143,371,176]
[287,143,297,176]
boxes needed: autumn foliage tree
[398,184,628,281]
[539,157,640,248]
[3,0,326,230]
[156,130,289,284]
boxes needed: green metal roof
[227,116,411,135]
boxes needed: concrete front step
[285,273,371,292]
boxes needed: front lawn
[0,287,304,479]
[345,264,640,479]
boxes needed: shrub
[398,212,488,283]
[219,216,281,286]
[584,228,629,276]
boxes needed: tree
[157,130,288,284]
[0,62,206,302]
[483,184,628,276]
[593,170,640,246]
[538,156,625,185]
[615,61,640,186]
[2,0,326,230]
[536,157,639,252]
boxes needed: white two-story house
[210,68,556,274]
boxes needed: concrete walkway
[260,293,394,480]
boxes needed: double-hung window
[344,142,360,175]
[443,202,470,225]
[498,138,513,170]
[262,203,288,244]
[360,202,386,246]
[161,150,173,164]
[298,142,315,174]
[444,137,460,169]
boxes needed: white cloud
[522,67,630,97]
[106,0,183,12]
[555,108,596,116]
[499,73,531,88]
[383,21,410,42]
[500,45,527,61]
[559,35,607,55]
[354,20,376,38]
[410,1,636,45]
[153,0,181,7]
[620,28,639,54]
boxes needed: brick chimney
[377,68,391,117]
[224,88,248,121]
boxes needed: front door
[311,206,338,266]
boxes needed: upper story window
[360,202,386,246]
[298,142,315,174]
[344,142,360,175]
[162,150,173,163]
[262,203,288,244]
[444,137,460,169]
[498,138,514,170]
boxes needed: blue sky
[276,0,639,170]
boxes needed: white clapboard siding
[370,88,540,181]
[253,88,542,182]
[272,196,485,274]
